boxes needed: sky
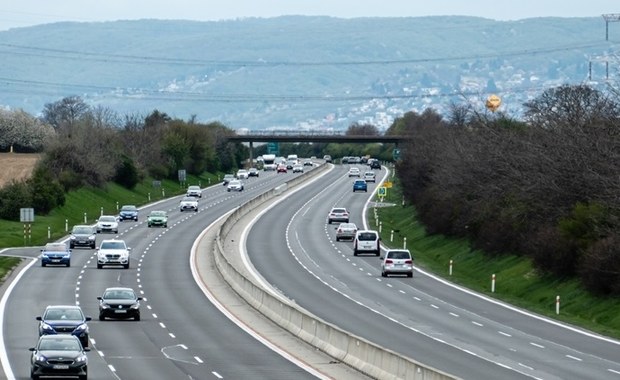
[0,0,618,31]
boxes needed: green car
[147,210,168,228]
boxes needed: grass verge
[372,178,620,339]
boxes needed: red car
[277,164,287,173]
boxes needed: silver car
[335,222,357,241]
[96,215,119,234]
[327,207,349,224]
[381,249,413,277]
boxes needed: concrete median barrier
[210,164,458,380]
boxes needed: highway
[0,169,327,380]
[245,163,620,380]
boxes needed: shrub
[580,235,620,295]
[0,181,32,220]
[114,156,140,189]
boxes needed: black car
[69,225,96,249]
[369,159,381,169]
[97,287,142,321]
[29,335,89,380]
[36,305,91,348]
[118,205,139,221]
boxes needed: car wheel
[91,243,96,249]
[70,243,75,249]
[148,224,151,228]
[31,371,39,380]
[66,262,71,267]
[41,262,46,267]
[376,251,380,256]
[328,220,332,224]
[164,224,167,228]
[81,338,88,348]
[381,271,387,277]
[99,314,105,321]
[407,272,413,278]
[353,250,358,256]
[134,314,140,321]
[124,263,130,269]
[114,230,118,234]
[79,372,87,380]
[336,237,340,241]
[97,263,102,269]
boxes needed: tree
[0,109,55,152]
[346,123,379,136]
[41,96,90,131]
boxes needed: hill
[0,16,617,130]
[0,153,40,188]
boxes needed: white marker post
[491,274,496,293]
[403,237,407,250]
[556,295,560,315]
[449,260,453,276]
[390,230,394,242]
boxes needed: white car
[179,196,198,212]
[186,185,202,198]
[227,179,244,192]
[97,239,131,269]
[292,164,304,173]
[348,167,361,177]
[96,215,119,234]
[364,171,376,182]
[381,249,413,277]
[236,169,249,179]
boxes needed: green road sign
[378,187,387,197]
[267,142,279,155]
[392,148,401,160]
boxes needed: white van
[353,230,381,256]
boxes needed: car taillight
[385,259,393,264]
[405,260,413,264]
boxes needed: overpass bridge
[227,130,410,162]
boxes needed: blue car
[40,242,71,267]
[118,205,139,221]
[353,179,368,192]
[36,305,92,348]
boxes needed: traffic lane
[248,167,620,379]
[2,252,115,380]
[75,174,319,379]
[1,170,297,380]
[246,196,529,380]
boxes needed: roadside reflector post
[47,226,51,239]
[390,230,394,242]
[376,216,379,227]
[116,201,119,211]
[148,192,151,202]
[449,260,453,276]
[65,219,68,232]
[403,237,407,250]
[100,207,103,216]
[491,273,496,293]
[556,295,560,315]
[379,221,382,233]
[84,212,87,223]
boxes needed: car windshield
[104,289,135,299]
[188,186,200,190]
[358,232,377,241]
[388,251,411,260]
[355,180,365,184]
[121,206,137,211]
[150,211,166,217]
[339,223,356,229]
[39,338,81,351]
[332,208,347,214]
[100,241,126,250]
[181,197,195,202]
[99,216,116,222]
[44,308,83,321]
[44,244,67,251]
[72,227,92,234]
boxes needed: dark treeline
[389,85,620,295]
[0,96,245,221]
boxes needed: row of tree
[389,85,620,295]
[0,97,245,220]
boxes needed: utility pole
[602,14,620,41]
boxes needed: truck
[262,154,277,171]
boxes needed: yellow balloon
[486,94,501,112]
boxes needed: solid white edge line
[190,212,332,380]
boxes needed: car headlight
[40,323,54,333]
[130,302,140,309]
[75,323,88,332]
[100,302,110,309]
[34,354,47,363]
[88,236,95,241]
[76,354,87,363]
[70,236,76,240]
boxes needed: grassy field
[372,177,620,339]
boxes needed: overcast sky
[0,0,618,31]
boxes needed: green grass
[0,173,220,248]
[372,179,620,339]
